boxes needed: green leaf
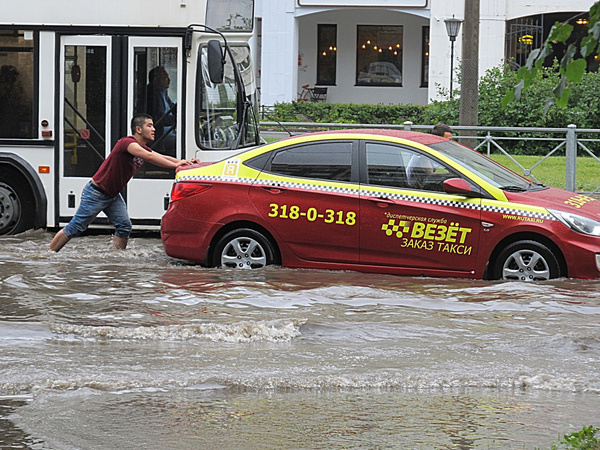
[556,86,572,108]
[548,22,574,43]
[581,35,598,57]
[591,2,600,23]
[514,79,525,101]
[590,21,600,41]
[542,97,555,115]
[566,58,587,83]
[538,44,553,63]
[516,66,535,89]
[560,44,577,73]
[525,48,541,70]
[501,90,514,109]
[553,76,567,100]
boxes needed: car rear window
[267,141,353,182]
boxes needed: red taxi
[161,129,600,281]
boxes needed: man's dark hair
[148,66,167,83]
[131,113,153,134]
[432,123,453,137]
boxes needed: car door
[248,139,360,264]
[358,140,482,275]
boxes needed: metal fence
[259,121,600,194]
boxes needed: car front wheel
[212,228,278,269]
[492,240,561,281]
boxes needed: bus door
[126,37,183,221]
[59,35,112,222]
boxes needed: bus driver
[49,113,198,252]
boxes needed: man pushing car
[49,113,198,252]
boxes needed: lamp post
[444,16,463,99]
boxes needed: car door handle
[367,196,395,206]
[261,186,286,194]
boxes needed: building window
[356,25,403,87]
[421,26,429,87]
[0,29,35,138]
[317,24,337,85]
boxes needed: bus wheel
[0,178,34,235]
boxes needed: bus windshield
[197,43,259,150]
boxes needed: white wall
[257,0,298,106]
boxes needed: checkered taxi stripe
[176,174,556,221]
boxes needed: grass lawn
[489,154,600,193]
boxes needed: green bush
[551,425,600,449]
[265,61,600,156]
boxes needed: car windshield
[427,141,540,191]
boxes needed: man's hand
[176,159,199,167]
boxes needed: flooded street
[1,230,599,448]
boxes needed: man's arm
[127,142,193,168]
[161,154,200,164]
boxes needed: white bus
[0,0,260,235]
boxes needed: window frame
[360,141,463,193]
[317,24,337,86]
[421,26,429,88]
[261,140,358,183]
[355,24,403,87]
[0,28,38,140]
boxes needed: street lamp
[444,16,463,99]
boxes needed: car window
[269,141,352,182]
[365,142,454,192]
[428,140,531,189]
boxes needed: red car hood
[505,187,600,220]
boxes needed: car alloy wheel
[493,240,561,281]
[213,228,278,269]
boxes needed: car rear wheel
[212,228,278,269]
[492,240,561,281]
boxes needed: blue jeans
[63,181,132,239]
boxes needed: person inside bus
[406,123,453,189]
[146,66,176,155]
[0,64,28,138]
[48,113,198,252]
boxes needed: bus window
[63,45,107,178]
[196,44,259,150]
[0,30,34,139]
[133,46,178,179]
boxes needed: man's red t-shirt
[92,136,151,198]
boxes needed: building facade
[255,0,595,106]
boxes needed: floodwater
[1,230,599,449]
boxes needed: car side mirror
[207,40,224,84]
[443,178,483,198]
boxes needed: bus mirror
[207,40,224,84]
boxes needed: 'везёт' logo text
[381,219,473,255]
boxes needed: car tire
[0,177,35,235]
[212,228,278,269]
[491,240,561,281]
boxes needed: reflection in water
[0,231,599,448]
